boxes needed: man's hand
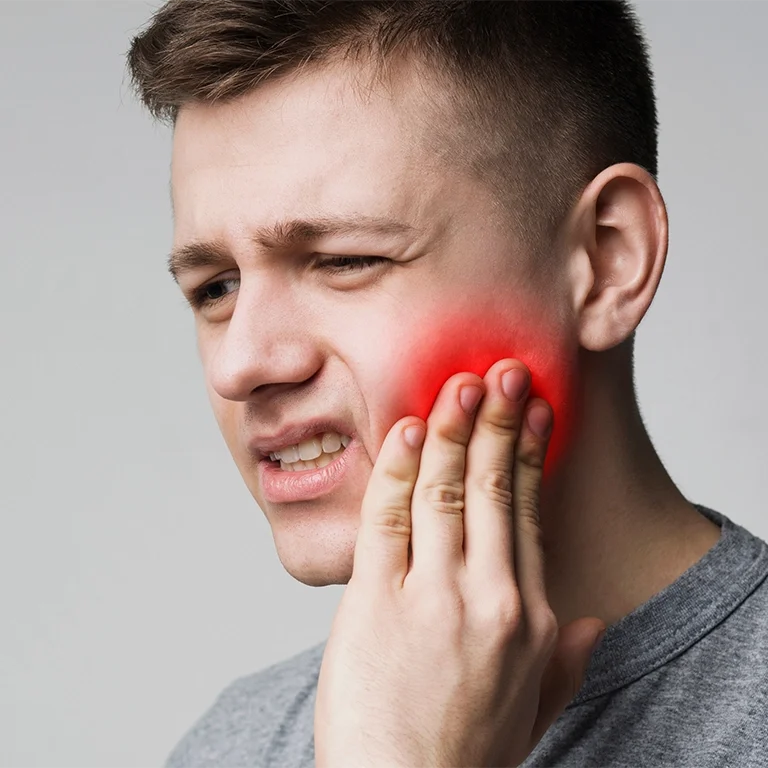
[314,359,606,768]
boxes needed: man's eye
[188,277,240,309]
[187,257,386,310]
[316,256,389,273]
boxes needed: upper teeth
[269,431,351,463]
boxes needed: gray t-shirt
[165,504,768,767]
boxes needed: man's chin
[271,518,358,586]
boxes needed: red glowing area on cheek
[380,307,577,477]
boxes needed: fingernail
[404,425,425,449]
[459,385,483,415]
[501,368,529,401]
[527,404,552,438]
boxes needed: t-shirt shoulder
[164,641,325,768]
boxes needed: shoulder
[164,641,325,768]
[229,640,326,714]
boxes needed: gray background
[1,1,766,766]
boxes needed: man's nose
[206,280,322,402]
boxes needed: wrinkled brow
[167,215,419,282]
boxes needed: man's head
[127,0,668,585]
[129,0,658,254]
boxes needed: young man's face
[171,62,577,585]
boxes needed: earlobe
[569,163,669,352]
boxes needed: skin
[170,56,721,647]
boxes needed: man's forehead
[171,60,430,166]
[169,84,454,236]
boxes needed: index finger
[352,418,425,588]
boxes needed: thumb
[528,619,606,748]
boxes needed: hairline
[167,51,544,264]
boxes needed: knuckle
[483,415,521,441]
[531,609,559,650]
[382,461,417,486]
[474,465,514,508]
[419,479,465,516]
[517,437,545,469]
[517,483,542,520]
[517,495,545,548]
[372,508,412,539]
[475,589,524,633]
[430,418,470,448]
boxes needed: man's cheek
[379,307,577,476]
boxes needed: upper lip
[247,417,355,459]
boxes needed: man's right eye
[187,276,240,310]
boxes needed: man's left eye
[316,256,389,273]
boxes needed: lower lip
[258,439,358,503]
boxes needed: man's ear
[565,162,669,352]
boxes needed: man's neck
[540,348,722,629]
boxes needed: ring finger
[462,359,530,582]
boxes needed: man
[127,1,768,765]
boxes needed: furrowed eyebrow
[167,215,419,283]
[167,240,230,284]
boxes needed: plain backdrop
[1,1,766,766]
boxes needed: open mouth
[258,436,356,503]
[265,433,351,472]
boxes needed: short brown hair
[127,0,657,253]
